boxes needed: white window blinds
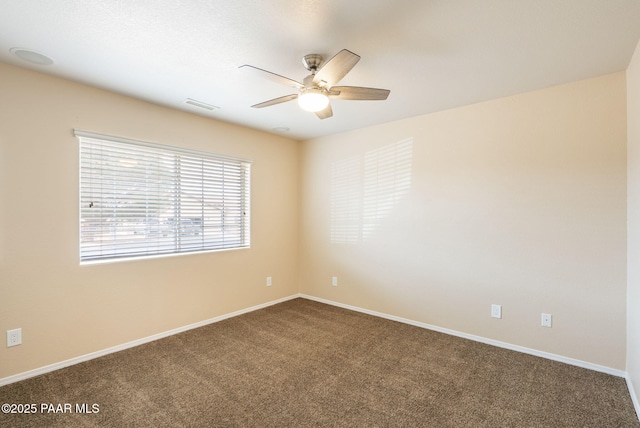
[77,131,251,263]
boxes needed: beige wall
[628,39,640,401]
[0,63,300,378]
[300,72,628,369]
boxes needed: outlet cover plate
[541,313,552,328]
[7,328,22,347]
[491,304,502,319]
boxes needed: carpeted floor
[0,298,638,427]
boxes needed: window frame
[76,130,251,264]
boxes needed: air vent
[10,47,54,65]
[184,98,219,111]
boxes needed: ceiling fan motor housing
[303,74,323,88]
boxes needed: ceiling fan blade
[329,86,390,101]
[239,65,304,89]
[313,49,360,87]
[315,103,333,120]
[251,94,298,108]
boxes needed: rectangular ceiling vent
[184,98,219,111]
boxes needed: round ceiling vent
[10,48,54,65]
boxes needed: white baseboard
[299,294,627,378]
[0,294,299,387]
[626,375,640,421]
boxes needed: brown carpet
[0,298,638,427]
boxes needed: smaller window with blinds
[76,131,251,263]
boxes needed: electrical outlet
[266,276,272,287]
[7,328,22,347]
[332,276,338,287]
[491,304,502,319]
[541,313,552,328]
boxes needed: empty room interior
[3,1,640,426]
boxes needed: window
[76,130,251,263]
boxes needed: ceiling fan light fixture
[298,88,329,112]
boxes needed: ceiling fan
[240,49,390,119]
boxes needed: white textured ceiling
[1,0,640,141]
